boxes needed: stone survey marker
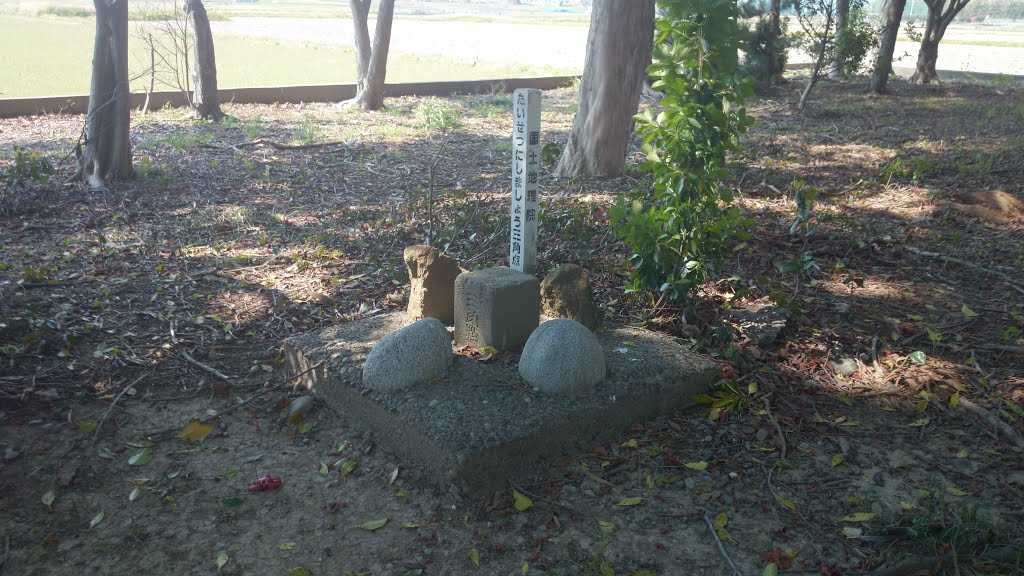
[282,88,717,495]
[454,266,539,351]
[509,88,540,274]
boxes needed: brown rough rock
[540,264,602,329]
[404,245,462,325]
[950,190,1023,227]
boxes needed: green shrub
[2,147,55,188]
[835,3,878,77]
[739,9,787,89]
[418,98,461,132]
[609,0,752,305]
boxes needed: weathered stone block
[540,263,602,329]
[404,245,462,325]
[454,267,539,351]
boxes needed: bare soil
[1,80,1022,576]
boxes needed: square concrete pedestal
[283,313,719,497]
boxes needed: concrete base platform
[283,313,719,496]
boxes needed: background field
[1,0,1023,98]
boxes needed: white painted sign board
[509,88,541,274]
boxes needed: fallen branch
[201,138,351,152]
[92,372,149,445]
[958,397,1024,449]
[181,351,233,383]
[141,362,323,441]
[762,395,803,520]
[703,513,743,576]
[905,246,1024,294]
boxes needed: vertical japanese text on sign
[510,89,541,273]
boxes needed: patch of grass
[881,488,1022,573]
[292,118,321,145]
[418,98,462,132]
[375,123,421,138]
[139,131,208,151]
[881,155,941,185]
[242,116,263,139]
[37,6,93,17]
[470,94,513,119]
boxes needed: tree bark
[345,0,395,110]
[830,0,850,79]
[767,0,785,82]
[912,0,973,84]
[79,0,132,187]
[553,0,655,179]
[868,0,908,94]
[187,0,222,120]
[349,0,372,93]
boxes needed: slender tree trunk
[187,0,222,119]
[553,0,655,179]
[143,35,155,114]
[767,0,785,82]
[868,0,908,94]
[349,0,372,93]
[360,0,394,110]
[798,10,834,110]
[830,0,850,79]
[912,0,973,84]
[79,0,132,187]
[345,0,394,110]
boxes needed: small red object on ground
[247,475,282,492]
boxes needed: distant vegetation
[38,5,229,21]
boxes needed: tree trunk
[868,0,908,94]
[553,0,655,179]
[830,0,850,79]
[345,0,395,110]
[79,0,132,187]
[767,0,784,82]
[912,0,973,84]
[187,0,222,120]
[912,34,941,84]
[349,0,371,93]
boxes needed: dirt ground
[1,80,1022,576]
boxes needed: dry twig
[703,513,742,576]
[180,351,234,383]
[92,372,149,445]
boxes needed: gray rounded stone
[518,319,605,395]
[362,318,453,392]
